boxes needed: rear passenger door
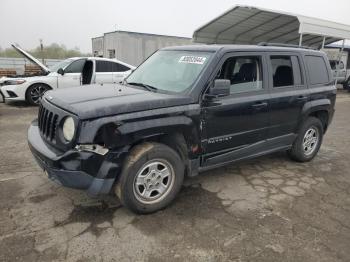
[95,61,113,84]
[267,53,309,142]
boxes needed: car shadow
[4,101,36,108]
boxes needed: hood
[45,84,192,120]
[12,44,50,73]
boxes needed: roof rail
[257,42,317,50]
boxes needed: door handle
[251,102,268,109]
[296,95,308,102]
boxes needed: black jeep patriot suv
[28,45,336,213]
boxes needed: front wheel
[115,142,184,214]
[26,84,50,106]
[288,117,324,162]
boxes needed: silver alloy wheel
[30,85,47,104]
[133,159,174,204]
[302,127,319,156]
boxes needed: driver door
[57,59,86,88]
[201,52,270,167]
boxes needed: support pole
[299,34,303,46]
[335,39,345,87]
[321,36,326,49]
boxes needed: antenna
[39,39,44,64]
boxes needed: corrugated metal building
[92,31,192,66]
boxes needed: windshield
[126,50,212,93]
[330,60,336,70]
[49,59,74,72]
[329,60,344,70]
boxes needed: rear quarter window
[113,63,130,72]
[305,55,330,85]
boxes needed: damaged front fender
[78,104,201,150]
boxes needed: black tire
[25,83,50,106]
[288,117,324,162]
[343,80,350,91]
[115,142,184,214]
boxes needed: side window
[216,56,263,94]
[339,61,345,70]
[305,56,330,85]
[96,61,106,72]
[112,63,130,72]
[64,59,86,73]
[96,61,116,72]
[270,56,294,87]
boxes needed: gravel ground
[0,91,350,262]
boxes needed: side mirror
[207,79,230,97]
[57,68,65,75]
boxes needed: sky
[1,0,350,53]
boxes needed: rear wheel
[343,79,350,91]
[115,142,184,214]
[288,117,323,162]
[26,83,50,106]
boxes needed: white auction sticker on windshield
[179,56,207,64]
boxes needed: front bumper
[1,84,26,101]
[0,89,4,103]
[28,120,124,195]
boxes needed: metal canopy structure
[193,5,350,48]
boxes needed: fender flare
[298,99,331,131]
[115,115,199,147]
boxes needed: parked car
[329,59,347,85]
[0,45,135,105]
[28,44,336,213]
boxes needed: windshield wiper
[126,82,158,92]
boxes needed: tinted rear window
[113,63,130,72]
[305,56,329,85]
[96,61,114,72]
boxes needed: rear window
[305,56,329,85]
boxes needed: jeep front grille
[38,104,59,142]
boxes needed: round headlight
[62,117,75,142]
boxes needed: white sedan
[0,45,135,105]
